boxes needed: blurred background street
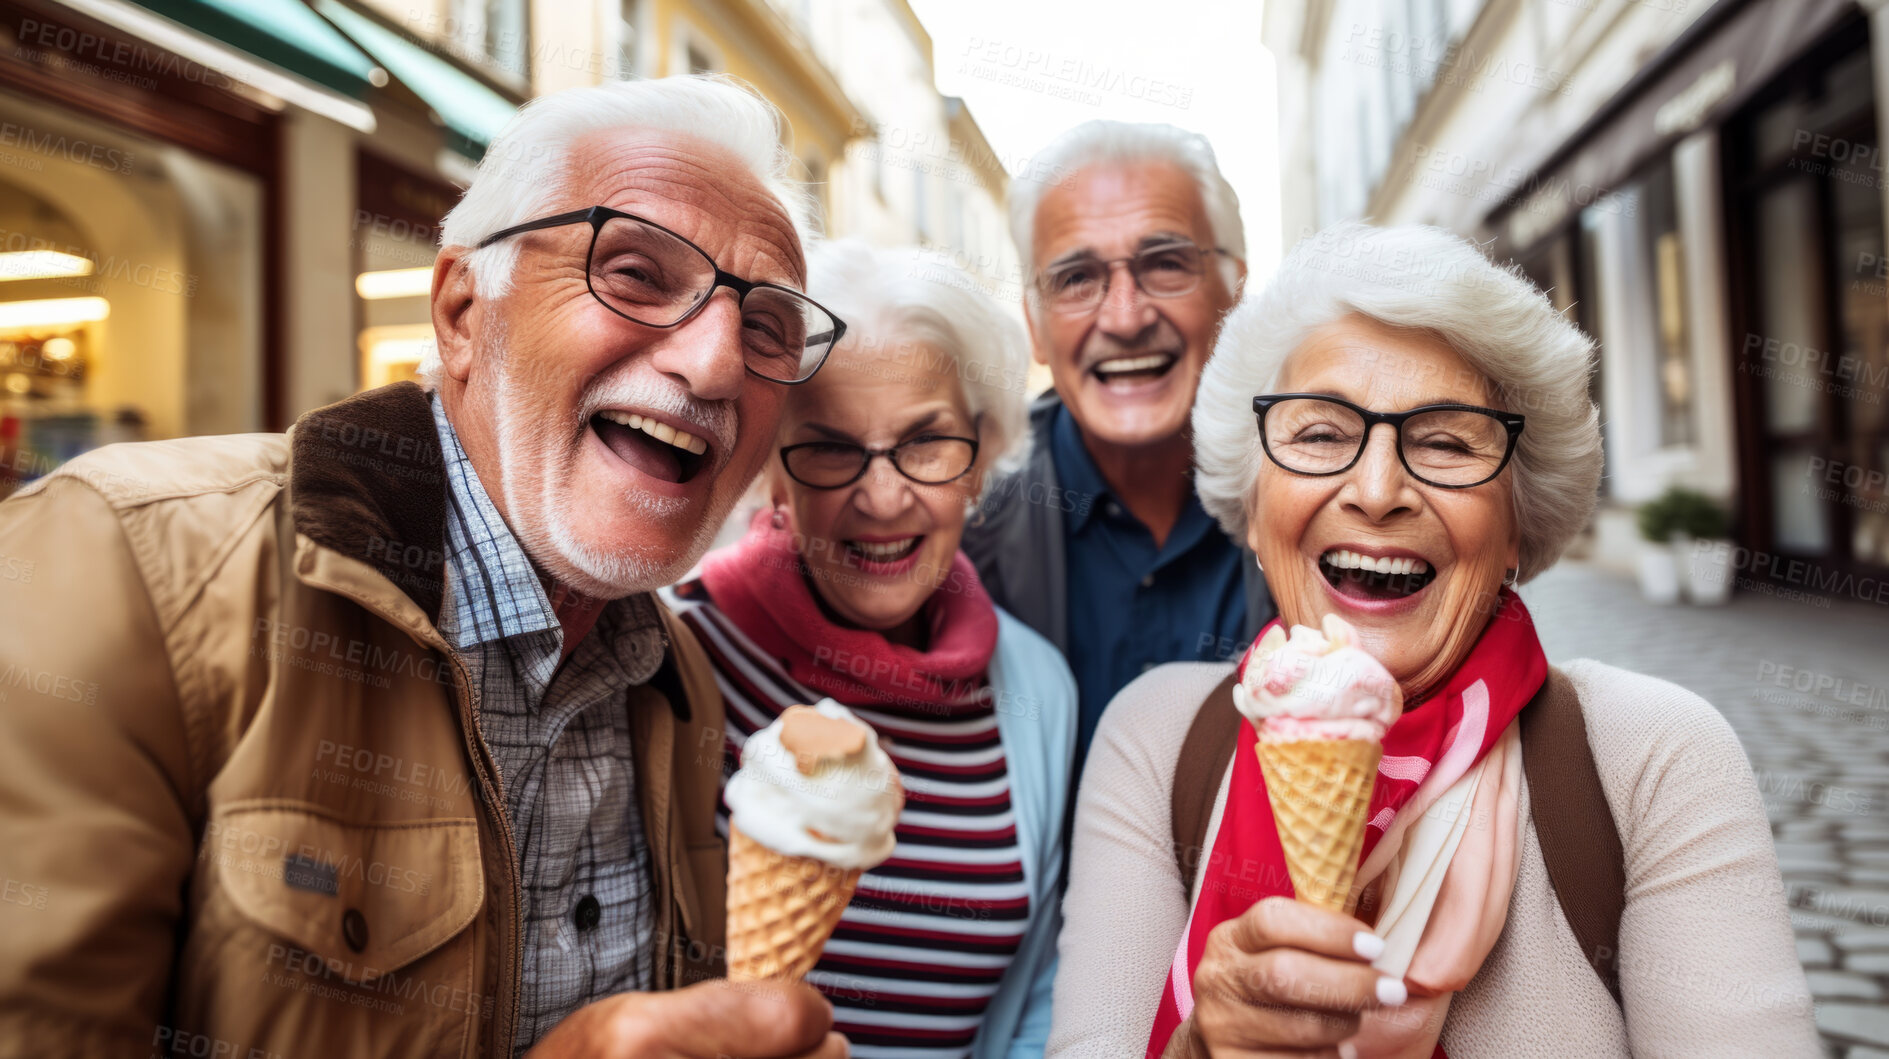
[1522,560,1889,1057]
[2,0,1886,587]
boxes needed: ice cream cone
[1256,737,1382,914]
[724,824,862,981]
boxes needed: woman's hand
[1177,896,1406,1058]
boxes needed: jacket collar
[285,382,690,719]
[289,382,451,621]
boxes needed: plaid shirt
[429,395,666,1054]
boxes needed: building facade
[1266,0,1888,586]
[0,0,523,496]
[0,0,1012,498]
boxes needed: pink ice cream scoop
[1234,614,1403,743]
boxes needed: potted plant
[1635,491,1684,605]
[1670,489,1734,605]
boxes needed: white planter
[1684,537,1735,605]
[1637,542,1682,605]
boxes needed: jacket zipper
[443,650,525,1057]
[289,538,528,1055]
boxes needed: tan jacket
[0,383,729,1058]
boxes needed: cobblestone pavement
[1518,561,1889,1057]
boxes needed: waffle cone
[725,825,862,981]
[1255,738,1382,914]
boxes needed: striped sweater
[668,580,1029,1057]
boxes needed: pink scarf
[1147,590,1546,1056]
[698,511,1000,715]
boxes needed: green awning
[316,0,517,159]
[128,0,380,97]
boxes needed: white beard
[483,332,741,600]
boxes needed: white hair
[802,239,1032,487]
[420,74,812,380]
[1007,120,1244,285]
[1192,221,1602,584]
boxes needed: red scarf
[1146,590,1546,1056]
[698,511,1000,715]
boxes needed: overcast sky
[906,0,1281,280]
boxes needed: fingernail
[1338,1043,1359,1059]
[1376,976,1408,1006]
[1352,931,1385,960]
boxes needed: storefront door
[1732,40,1889,573]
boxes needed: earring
[770,505,787,530]
[1254,556,1264,574]
[1502,568,1517,586]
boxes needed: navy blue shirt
[1051,405,1248,766]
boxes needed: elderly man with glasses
[0,77,844,1059]
[964,121,1276,771]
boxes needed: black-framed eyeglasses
[780,434,981,489]
[1035,241,1236,314]
[1252,394,1525,489]
[475,205,846,384]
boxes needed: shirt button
[342,908,369,952]
[1106,501,1123,518]
[573,894,601,931]
[1141,662,1155,674]
[1140,574,1154,588]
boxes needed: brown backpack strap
[1171,672,1241,892]
[1521,666,1625,1007]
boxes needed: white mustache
[579,374,738,458]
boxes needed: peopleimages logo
[14,17,239,92]
[0,228,198,297]
[0,664,98,704]
[1692,541,1889,606]
[1756,660,1889,711]
[0,120,132,173]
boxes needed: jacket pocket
[205,802,484,980]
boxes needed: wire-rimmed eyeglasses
[475,205,846,384]
[1035,240,1236,314]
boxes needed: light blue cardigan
[971,607,1077,1059]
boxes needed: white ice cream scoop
[723,698,904,870]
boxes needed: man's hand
[1178,896,1404,1058]
[525,978,847,1058]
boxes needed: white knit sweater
[1048,658,1821,1057]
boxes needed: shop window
[1831,142,1889,566]
[1589,159,1696,454]
[354,154,454,392]
[616,0,643,79]
[1517,223,1609,496]
[1517,232,1577,318]
[1577,210,1608,493]
[1731,30,1884,570]
[451,0,529,80]
[1641,163,1694,449]
[0,97,261,497]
